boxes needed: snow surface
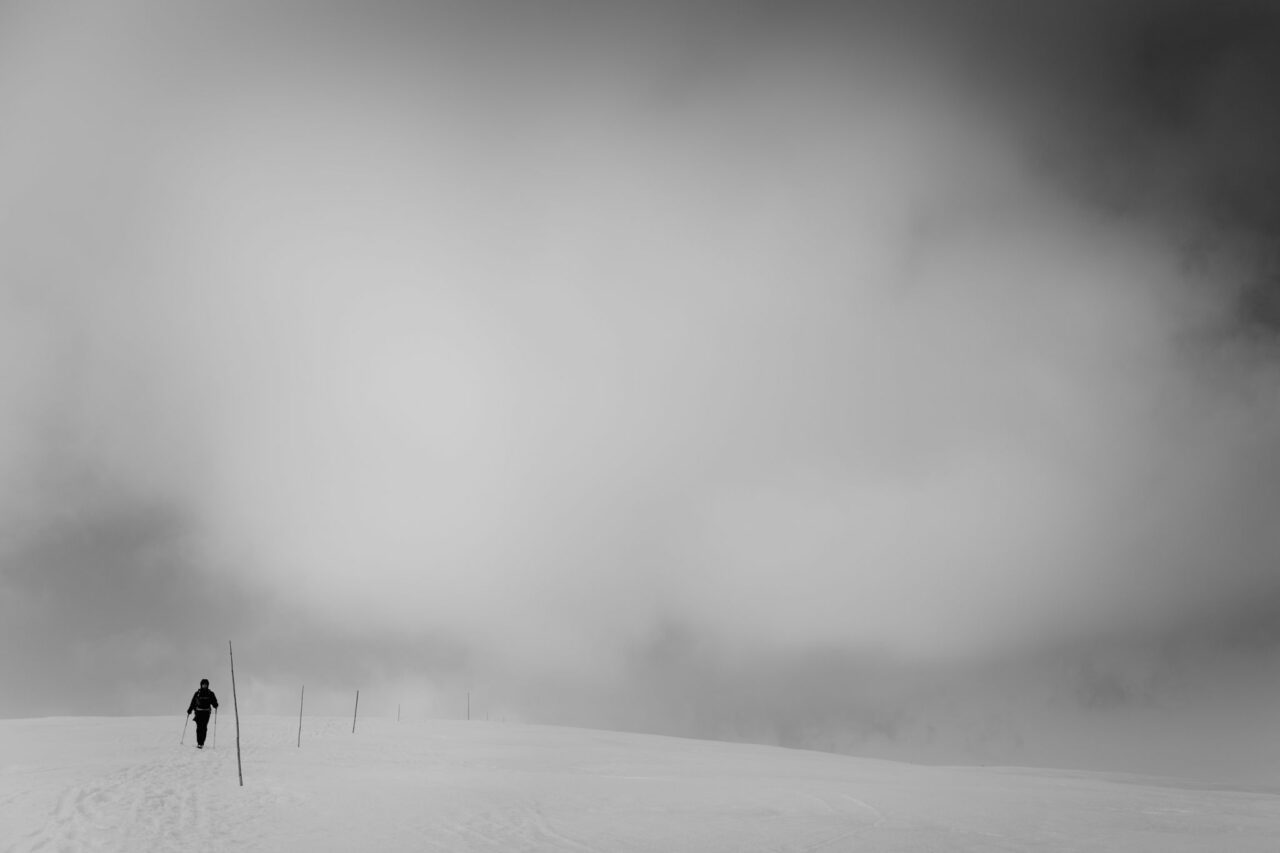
[2,716,1277,852]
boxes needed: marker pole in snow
[352,689,359,734]
[297,685,304,748]
[229,640,243,787]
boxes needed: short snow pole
[181,712,190,745]
[297,684,304,748]
[212,707,217,750]
[352,689,359,734]
[229,640,243,786]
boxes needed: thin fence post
[297,685,304,748]
[353,689,359,734]
[229,640,243,787]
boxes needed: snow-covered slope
[2,716,1276,851]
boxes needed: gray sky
[2,1,1279,786]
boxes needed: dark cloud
[0,444,470,717]
[987,0,1280,331]
[0,479,251,716]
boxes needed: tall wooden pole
[297,685,305,748]
[229,640,243,787]
[352,689,360,733]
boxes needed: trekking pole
[181,713,190,745]
[213,708,218,750]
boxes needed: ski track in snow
[1,720,292,853]
[2,716,1278,852]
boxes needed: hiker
[186,678,219,749]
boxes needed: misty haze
[2,1,1279,850]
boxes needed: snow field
[2,716,1277,851]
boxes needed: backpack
[194,689,212,711]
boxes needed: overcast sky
[2,0,1279,786]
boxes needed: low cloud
[2,0,1279,781]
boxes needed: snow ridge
[2,716,1277,852]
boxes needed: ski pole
[212,708,217,749]
[181,712,190,745]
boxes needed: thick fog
[2,1,1278,785]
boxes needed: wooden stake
[297,685,304,748]
[352,689,360,734]
[229,640,243,787]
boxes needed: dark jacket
[187,687,219,715]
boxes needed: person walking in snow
[186,678,219,749]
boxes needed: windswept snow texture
[1,717,1276,852]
